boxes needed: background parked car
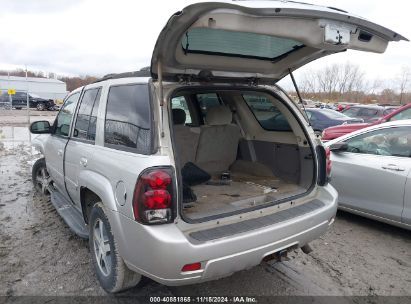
[0,92,12,109]
[0,91,57,110]
[305,108,363,134]
[341,105,397,123]
[322,103,411,141]
[324,120,411,230]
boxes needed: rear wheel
[89,203,141,293]
[32,158,50,195]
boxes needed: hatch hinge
[177,74,192,85]
[247,77,259,86]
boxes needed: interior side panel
[238,140,300,183]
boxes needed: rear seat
[172,109,200,167]
[195,105,241,175]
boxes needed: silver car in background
[325,120,411,230]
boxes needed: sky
[0,0,410,89]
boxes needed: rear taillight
[325,147,332,178]
[133,167,175,224]
[316,145,330,186]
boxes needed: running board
[50,191,89,239]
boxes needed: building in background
[0,75,68,102]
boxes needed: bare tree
[316,64,340,100]
[397,66,410,105]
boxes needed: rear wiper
[288,68,311,126]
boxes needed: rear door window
[243,94,292,131]
[73,88,101,142]
[104,84,152,154]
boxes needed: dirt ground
[0,119,410,298]
[0,109,57,126]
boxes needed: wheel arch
[78,170,118,223]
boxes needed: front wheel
[36,102,46,111]
[89,203,141,293]
[32,158,51,195]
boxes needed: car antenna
[288,68,311,126]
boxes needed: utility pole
[26,65,30,126]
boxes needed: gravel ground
[0,124,410,298]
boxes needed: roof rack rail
[93,67,151,83]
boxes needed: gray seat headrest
[206,106,232,126]
[172,108,186,125]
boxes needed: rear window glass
[182,28,304,61]
[243,94,292,131]
[104,84,152,154]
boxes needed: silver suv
[29,1,404,293]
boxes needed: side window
[196,93,221,118]
[389,108,411,121]
[171,96,192,124]
[243,94,292,131]
[54,93,80,137]
[344,127,411,157]
[73,88,101,142]
[104,84,152,154]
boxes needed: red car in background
[322,103,411,141]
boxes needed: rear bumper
[109,184,337,286]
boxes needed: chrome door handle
[57,149,63,156]
[382,164,405,172]
[80,158,88,167]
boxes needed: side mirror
[30,121,51,134]
[329,142,348,152]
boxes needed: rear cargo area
[185,170,304,219]
[170,88,315,220]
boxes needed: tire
[36,102,45,111]
[32,158,50,195]
[15,107,22,110]
[89,203,141,293]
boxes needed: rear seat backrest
[172,108,200,167]
[195,105,241,175]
